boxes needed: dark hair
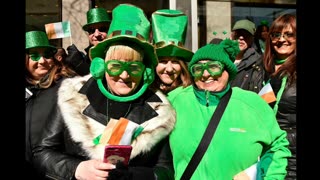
[254,24,269,54]
[55,47,67,61]
[209,38,223,44]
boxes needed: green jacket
[168,85,291,180]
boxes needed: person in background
[150,9,193,95]
[25,31,77,179]
[209,37,223,44]
[32,4,175,180]
[263,14,296,180]
[230,19,265,93]
[254,20,269,54]
[66,7,112,76]
[54,47,78,73]
[167,38,291,179]
[54,47,67,62]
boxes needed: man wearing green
[168,39,291,179]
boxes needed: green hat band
[109,30,146,42]
[25,31,56,52]
[189,39,239,80]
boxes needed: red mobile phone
[103,145,132,166]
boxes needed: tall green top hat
[89,4,158,102]
[25,31,56,53]
[151,9,194,62]
[82,8,111,31]
[90,4,157,69]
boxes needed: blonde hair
[105,44,144,61]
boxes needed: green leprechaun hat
[151,9,194,62]
[25,31,57,53]
[90,4,158,69]
[82,7,111,31]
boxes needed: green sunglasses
[29,51,54,61]
[105,60,145,77]
[190,61,224,78]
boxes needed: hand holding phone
[103,145,132,166]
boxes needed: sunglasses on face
[232,30,252,40]
[29,51,54,61]
[87,26,108,35]
[105,60,145,77]
[270,32,295,41]
[190,61,224,78]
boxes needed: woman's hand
[75,159,115,180]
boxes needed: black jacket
[65,44,91,76]
[25,79,63,179]
[269,75,296,180]
[230,47,265,93]
[32,75,175,180]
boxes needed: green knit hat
[232,19,256,35]
[25,31,57,53]
[82,8,111,31]
[188,39,240,80]
[151,9,193,62]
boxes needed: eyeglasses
[29,51,54,61]
[190,61,224,78]
[87,26,108,35]
[270,32,295,41]
[105,60,145,77]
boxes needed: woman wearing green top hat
[25,31,77,179]
[150,9,193,95]
[66,7,112,76]
[32,4,175,180]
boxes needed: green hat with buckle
[151,9,193,62]
[90,4,157,69]
[89,4,158,102]
[25,31,57,53]
[82,7,111,31]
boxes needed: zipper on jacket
[206,90,210,107]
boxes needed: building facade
[26,0,296,52]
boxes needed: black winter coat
[230,47,265,93]
[269,75,296,180]
[32,75,175,180]
[25,79,63,179]
[65,44,91,76]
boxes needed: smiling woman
[25,30,77,179]
[32,4,176,180]
[263,13,296,180]
[167,38,291,180]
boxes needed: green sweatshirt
[168,85,291,180]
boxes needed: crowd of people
[25,3,296,180]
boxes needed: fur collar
[58,75,176,160]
